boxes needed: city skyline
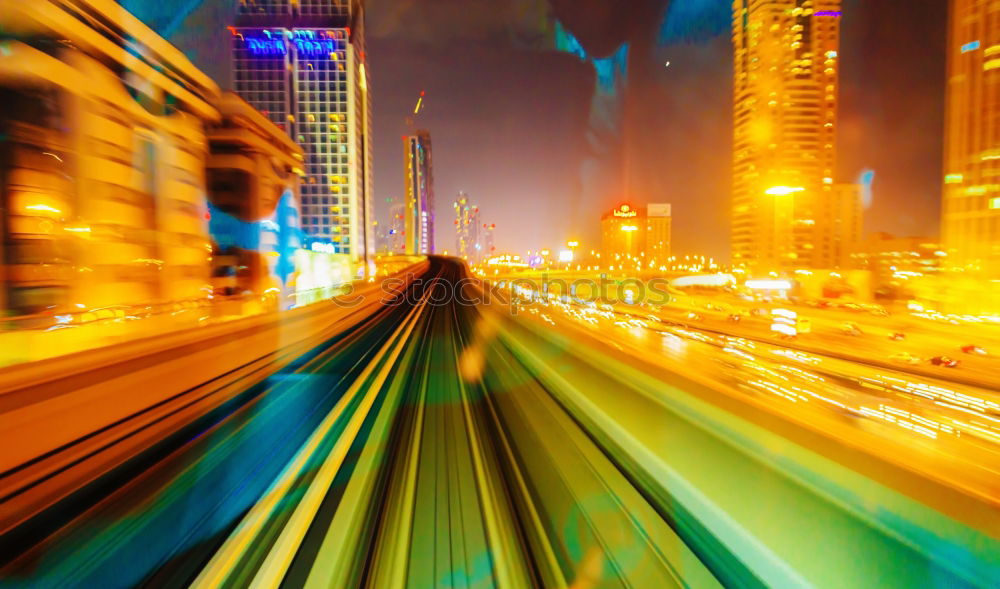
[135,1,949,258]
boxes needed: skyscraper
[404,130,435,254]
[231,0,373,264]
[732,1,841,273]
[942,0,1000,275]
[454,193,481,263]
[481,223,496,260]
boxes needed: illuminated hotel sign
[244,31,341,57]
[613,204,637,218]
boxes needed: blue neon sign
[243,30,340,57]
[246,37,286,56]
[294,38,337,55]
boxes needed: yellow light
[945,173,963,184]
[984,59,1000,71]
[26,204,61,214]
[765,186,805,196]
[567,241,579,248]
[621,225,639,232]
[990,198,1000,210]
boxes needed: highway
[2,258,999,588]
[488,270,1000,388]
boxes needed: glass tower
[231,0,372,261]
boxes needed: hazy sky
[367,0,948,258]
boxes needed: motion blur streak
[2,258,998,588]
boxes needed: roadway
[488,269,1000,387]
[1,258,998,588]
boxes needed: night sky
[152,0,950,259]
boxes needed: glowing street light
[764,186,805,196]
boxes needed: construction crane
[404,90,425,129]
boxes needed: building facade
[732,1,842,273]
[231,0,373,264]
[942,0,1000,275]
[600,203,672,266]
[0,0,222,316]
[404,130,435,254]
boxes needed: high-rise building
[812,183,862,268]
[382,199,406,254]
[454,193,481,263]
[404,130,435,254]
[600,203,672,266]
[732,1,842,273]
[646,203,673,262]
[481,223,496,260]
[231,0,373,264]
[942,0,1000,275]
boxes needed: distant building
[942,0,1000,275]
[851,233,943,297]
[404,130,434,254]
[481,222,496,260]
[731,1,842,272]
[454,193,482,264]
[383,200,406,254]
[373,197,407,255]
[230,0,373,263]
[646,203,672,262]
[813,183,862,268]
[600,203,672,267]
